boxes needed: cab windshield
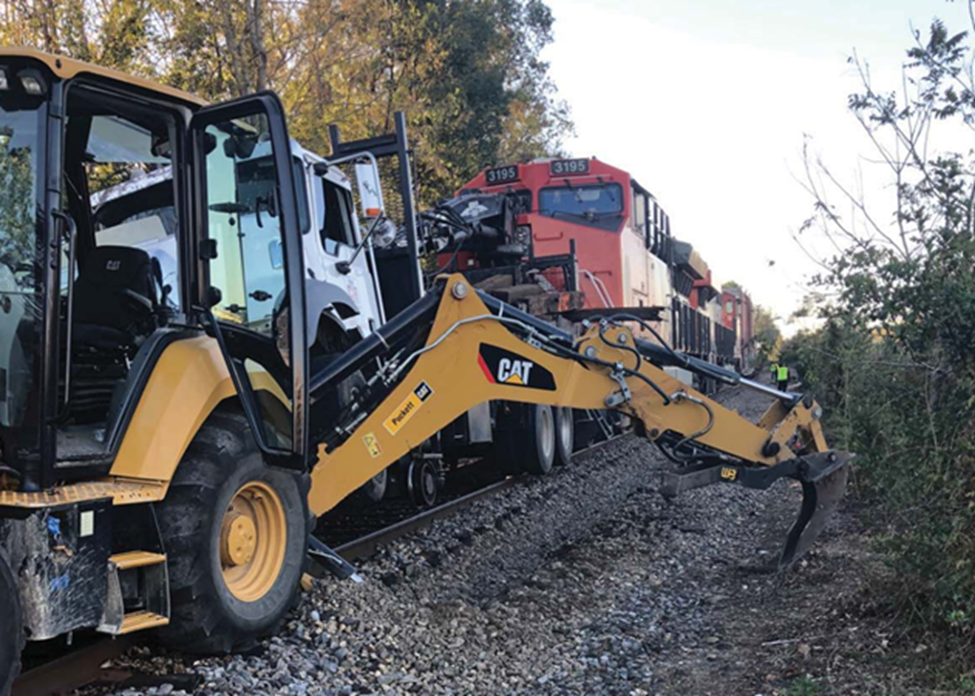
[538,183,623,230]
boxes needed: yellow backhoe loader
[0,49,850,694]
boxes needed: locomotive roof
[672,239,710,280]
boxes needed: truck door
[311,168,386,334]
[190,94,309,466]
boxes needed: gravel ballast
[90,385,848,696]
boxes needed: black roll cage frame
[24,70,318,488]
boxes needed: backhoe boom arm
[308,275,850,567]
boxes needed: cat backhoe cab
[0,49,850,695]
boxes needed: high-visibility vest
[770,363,778,375]
[777,365,789,381]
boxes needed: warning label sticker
[362,432,383,458]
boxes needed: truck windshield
[538,183,623,222]
[0,105,42,429]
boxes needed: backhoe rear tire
[0,547,23,696]
[156,411,309,655]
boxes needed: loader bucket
[778,453,852,568]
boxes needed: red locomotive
[427,157,756,375]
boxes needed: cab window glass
[80,113,179,307]
[198,110,295,450]
[0,105,41,429]
[204,122,285,335]
[632,190,647,237]
[539,184,622,218]
[318,177,355,252]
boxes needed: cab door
[190,94,308,466]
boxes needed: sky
[542,0,973,334]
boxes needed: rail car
[430,157,756,375]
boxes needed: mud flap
[779,459,850,568]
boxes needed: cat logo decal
[477,344,556,391]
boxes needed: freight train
[426,157,757,377]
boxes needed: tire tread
[156,410,308,654]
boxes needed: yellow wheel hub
[220,481,287,602]
[221,513,258,566]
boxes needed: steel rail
[333,432,625,561]
[335,477,517,561]
[12,635,135,696]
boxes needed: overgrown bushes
[783,324,975,632]
[783,13,975,639]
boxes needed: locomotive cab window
[538,183,623,231]
[509,189,533,215]
[631,188,647,238]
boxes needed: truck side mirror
[354,161,383,219]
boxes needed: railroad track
[333,476,517,561]
[12,433,624,696]
[12,636,135,696]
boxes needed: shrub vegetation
[783,12,975,641]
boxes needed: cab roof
[0,47,206,106]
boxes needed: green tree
[0,0,572,206]
[752,304,781,366]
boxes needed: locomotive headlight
[514,224,532,248]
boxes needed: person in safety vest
[770,363,779,384]
[776,363,789,391]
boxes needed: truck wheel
[407,459,440,508]
[521,404,556,475]
[495,404,556,476]
[157,412,309,654]
[554,407,574,467]
[357,468,388,504]
[0,547,23,696]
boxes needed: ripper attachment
[660,451,853,568]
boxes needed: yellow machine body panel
[0,478,166,508]
[307,276,825,516]
[0,336,236,508]
[110,336,236,481]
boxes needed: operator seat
[72,245,160,349]
[65,246,162,423]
